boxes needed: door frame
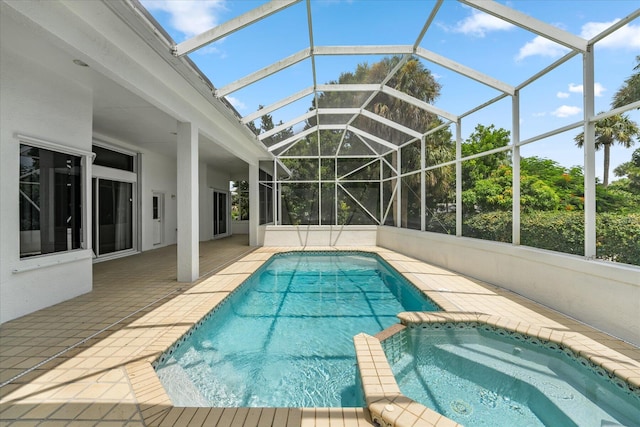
[212,188,231,239]
[91,142,139,262]
[92,174,137,260]
[152,191,165,246]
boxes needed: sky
[140,0,640,180]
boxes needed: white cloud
[225,96,246,112]
[451,10,515,37]
[568,83,583,94]
[594,83,606,97]
[141,0,226,38]
[516,36,570,61]
[557,92,570,99]
[194,44,226,58]
[581,19,640,49]
[568,82,606,97]
[551,105,582,118]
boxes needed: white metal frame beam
[414,0,443,48]
[317,108,361,116]
[381,86,458,122]
[267,124,344,152]
[241,87,314,124]
[267,122,399,154]
[588,8,640,45]
[216,49,311,97]
[348,126,397,151]
[258,111,315,140]
[313,45,413,56]
[337,157,380,181]
[174,0,301,56]
[267,127,317,153]
[316,84,380,92]
[337,183,381,225]
[257,108,425,148]
[461,0,588,52]
[350,133,381,156]
[359,109,423,140]
[415,47,514,95]
[241,84,379,125]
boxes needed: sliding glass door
[91,144,137,259]
[213,190,228,238]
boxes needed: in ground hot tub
[380,319,640,427]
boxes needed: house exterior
[1,0,269,322]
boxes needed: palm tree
[612,55,640,109]
[574,113,640,186]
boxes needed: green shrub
[424,211,640,266]
[463,211,512,243]
[596,213,640,264]
[520,211,584,255]
[425,212,456,235]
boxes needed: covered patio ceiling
[135,0,639,159]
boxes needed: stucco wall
[0,48,93,322]
[261,225,378,247]
[232,220,249,235]
[141,150,178,251]
[377,226,640,346]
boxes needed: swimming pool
[382,322,640,427]
[154,251,439,407]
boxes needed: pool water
[383,324,640,427]
[155,252,439,407]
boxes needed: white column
[334,156,338,225]
[583,48,596,259]
[396,148,402,228]
[249,162,259,246]
[177,121,199,282]
[274,159,280,225]
[512,91,521,245]
[455,120,462,237]
[420,136,426,232]
[379,157,384,224]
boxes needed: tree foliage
[574,113,640,186]
[461,124,511,187]
[613,147,640,193]
[231,180,249,221]
[613,55,640,109]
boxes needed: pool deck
[1,235,639,427]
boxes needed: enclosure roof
[137,0,640,158]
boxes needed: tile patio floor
[1,235,639,426]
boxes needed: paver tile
[0,238,638,427]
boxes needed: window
[93,145,134,171]
[259,169,274,225]
[231,180,249,221]
[20,144,83,258]
[213,191,228,237]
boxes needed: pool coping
[121,247,640,426]
[356,312,640,427]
